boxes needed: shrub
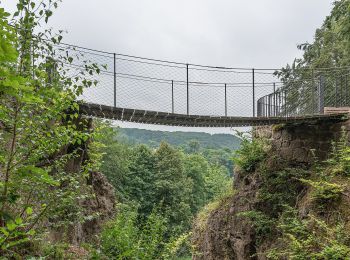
[272,208,350,260]
[100,205,140,259]
[233,133,268,173]
[100,204,190,259]
[237,210,275,242]
[326,129,350,176]
[300,179,344,204]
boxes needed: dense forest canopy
[117,127,239,176]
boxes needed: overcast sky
[2,0,334,134]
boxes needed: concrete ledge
[324,107,350,115]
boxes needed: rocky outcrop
[193,118,350,260]
[49,117,116,245]
[193,170,261,260]
[65,171,116,245]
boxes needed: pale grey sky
[2,0,334,134]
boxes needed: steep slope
[192,120,350,259]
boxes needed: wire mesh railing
[257,69,350,117]
[37,42,350,119]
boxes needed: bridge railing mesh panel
[41,43,350,119]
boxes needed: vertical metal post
[335,78,338,107]
[340,76,343,106]
[186,64,189,115]
[318,75,325,114]
[284,89,287,117]
[344,75,350,106]
[252,68,255,117]
[113,53,117,108]
[171,80,174,113]
[224,83,227,116]
[273,83,276,116]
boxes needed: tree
[98,125,132,201]
[0,0,100,254]
[183,154,207,214]
[154,142,192,235]
[127,144,157,219]
[276,0,350,114]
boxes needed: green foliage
[276,0,350,114]
[233,133,268,172]
[273,208,350,260]
[183,154,207,214]
[100,204,184,260]
[0,0,101,255]
[98,125,234,259]
[300,179,344,204]
[258,168,309,215]
[203,164,231,202]
[326,129,350,176]
[118,128,238,175]
[237,211,275,243]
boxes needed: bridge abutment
[254,116,350,164]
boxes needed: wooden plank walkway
[79,103,348,127]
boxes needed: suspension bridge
[57,43,349,127]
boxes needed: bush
[233,133,268,173]
[300,179,344,204]
[100,204,191,259]
[237,210,275,243]
[100,205,140,259]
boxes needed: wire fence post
[113,53,117,108]
[186,64,189,115]
[171,80,174,113]
[284,88,287,117]
[346,75,349,106]
[335,78,338,107]
[318,75,325,114]
[252,68,255,117]
[273,83,276,116]
[224,83,227,117]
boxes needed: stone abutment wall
[254,117,350,163]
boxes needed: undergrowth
[236,130,350,259]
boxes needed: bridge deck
[79,103,348,127]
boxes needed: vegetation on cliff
[193,128,350,259]
[0,0,106,257]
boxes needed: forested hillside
[118,128,239,176]
[118,128,241,150]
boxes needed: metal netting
[41,42,350,119]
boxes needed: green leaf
[0,227,9,237]
[26,207,33,216]
[6,220,17,231]
[15,217,23,225]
